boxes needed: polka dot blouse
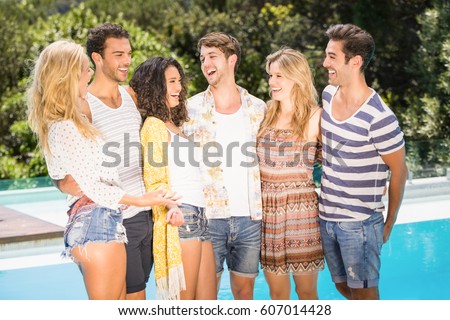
[45,120,126,210]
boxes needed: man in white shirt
[183,32,266,299]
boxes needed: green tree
[160,2,328,99]
[400,0,450,176]
[0,2,182,180]
[0,0,448,181]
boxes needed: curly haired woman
[130,57,216,300]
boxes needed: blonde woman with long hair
[27,40,180,300]
[256,48,324,299]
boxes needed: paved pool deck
[0,205,64,252]
[0,176,449,262]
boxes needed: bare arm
[124,85,138,106]
[53,175,180,208]
[380,146,408,243]
[120,189,181,208]
[308,106,322,142]
[52,175,83,197]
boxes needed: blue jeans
[208,216,261,278]
[320,212,384,288]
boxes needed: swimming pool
[1,187,450,299]
[1,217,449,300]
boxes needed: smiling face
[79,55,93,99]
[267,60,295,105]
[199,46,231,87]
[323,40,352,86]
[95,37,132,83]
[165,65,182,109]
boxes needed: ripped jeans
[62,203,128,259]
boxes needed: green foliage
[0,155,26,179]
[401,0,450,176]
[0,1,181,180]
[0,176,53,191]
[24,3,181,79]
[0,1,35,96]
[0,81,28,143]
[159,2,327,99]
[0,0,449,183]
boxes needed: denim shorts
[320,212,384,289]
[208,216,261,278]
[178,203,211,242]
[62,204,128,259]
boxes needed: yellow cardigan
[140,116,185,300]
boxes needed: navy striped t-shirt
[319,85,404,221]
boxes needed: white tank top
[167,130,205,207]
[87,86,149,219]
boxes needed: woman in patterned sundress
[257,48,324,300]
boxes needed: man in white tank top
[183,32,266,299]
[56,23,153,300]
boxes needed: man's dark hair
[86,23,130,67]
[326,23,375,72]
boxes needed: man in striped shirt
[319,23,408,300]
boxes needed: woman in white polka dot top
[27,40,180,300]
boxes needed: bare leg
[216,273,222,296]
[335,282,352,299]
[292,272,319,300]
[180,240,202,300]
[195,241,217,299]
[264,270,291,300]
[72,242,126,300]
[230,273,256,300]
[351,287,380,300]
[126,290,146,300]
[119,281,127,300]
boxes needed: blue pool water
[1,218,449,300]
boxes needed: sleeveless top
[87,86,149,219]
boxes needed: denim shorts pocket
[108,208,122,219]
[178,205,200,236]
[337,220,363,233]
[373,220,384,253]
[65,213,91,248]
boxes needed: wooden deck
[0,205,64,246]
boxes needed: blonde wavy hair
[27,40,97,153]
[258,47,318,140]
